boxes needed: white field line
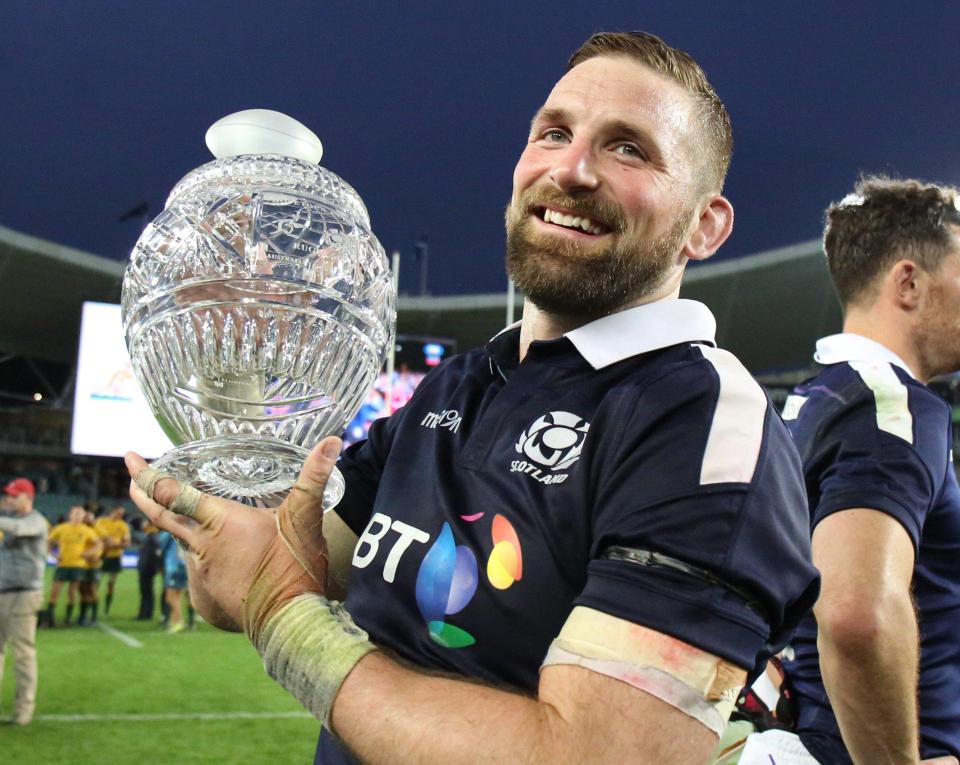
[32,711,312,723]
[95,622,144,648]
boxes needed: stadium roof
[2,222,840,379]
[2,223,126,363]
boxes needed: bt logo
[352,512,523,648]
[352,513,430,583]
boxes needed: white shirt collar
[565,299,717,369]
[814,333,918,380]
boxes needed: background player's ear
[889,260,922,310]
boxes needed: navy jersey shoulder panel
[590,347,722,515]
[788,363,949,549]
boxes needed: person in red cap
[0,477,47,725]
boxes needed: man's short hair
[567,31,732,193]
[824,176,960,309]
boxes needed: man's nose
[548,140,600,193]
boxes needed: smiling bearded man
[125,31,819,765]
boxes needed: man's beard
[504,188,690,321]
[913,278,960,380]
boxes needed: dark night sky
[2,1,959,295]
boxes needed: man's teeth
[542,208,603,235]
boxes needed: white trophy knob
[205,109,324,164]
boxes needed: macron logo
[421,409,462,433]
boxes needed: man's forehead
[541,55,694,132]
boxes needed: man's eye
[541,129,568,143]
[613,143,644,158]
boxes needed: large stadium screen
[70,301,174,459]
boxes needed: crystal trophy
[121,110,396,508]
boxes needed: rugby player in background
[78,510,103,626]
[741,178,960,764]
[46,506,101,626]
[95,505,131,616]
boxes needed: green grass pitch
[1,567,320,764]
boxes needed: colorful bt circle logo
[414,514,523,648]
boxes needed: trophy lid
[205,109,324,164]
[166,109,368,228]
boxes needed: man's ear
[890,260,923,310]
[683,195,734,263]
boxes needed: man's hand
[124,436,341,637]
[921,758,959,764]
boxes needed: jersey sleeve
[811,370,948,550]
[576,348,819,670]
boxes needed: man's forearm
[0,516,19,534]
[332,652,566,765]
[254,593,718,764]
[330,651,716,765]
[818,593,920,765]
[0,514,44,537]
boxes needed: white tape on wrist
[256,593,377,728]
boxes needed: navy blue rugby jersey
[316,299,818,764]
[782,334,960,762]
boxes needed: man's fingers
[129,479,200,550]
[921,757,959,765]
[275,437,339,586]
[124,452,183,507]
[124,451,217,525]
[287,437,342,516]
[301,436,342,490]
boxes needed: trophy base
[150,436,345,510]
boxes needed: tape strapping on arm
[256,593,377,728]
[540,607,746,737]
[275,513,324,586]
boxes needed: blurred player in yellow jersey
[45,506,101,626]
[94,505,130,617]
[78,510,103,626]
